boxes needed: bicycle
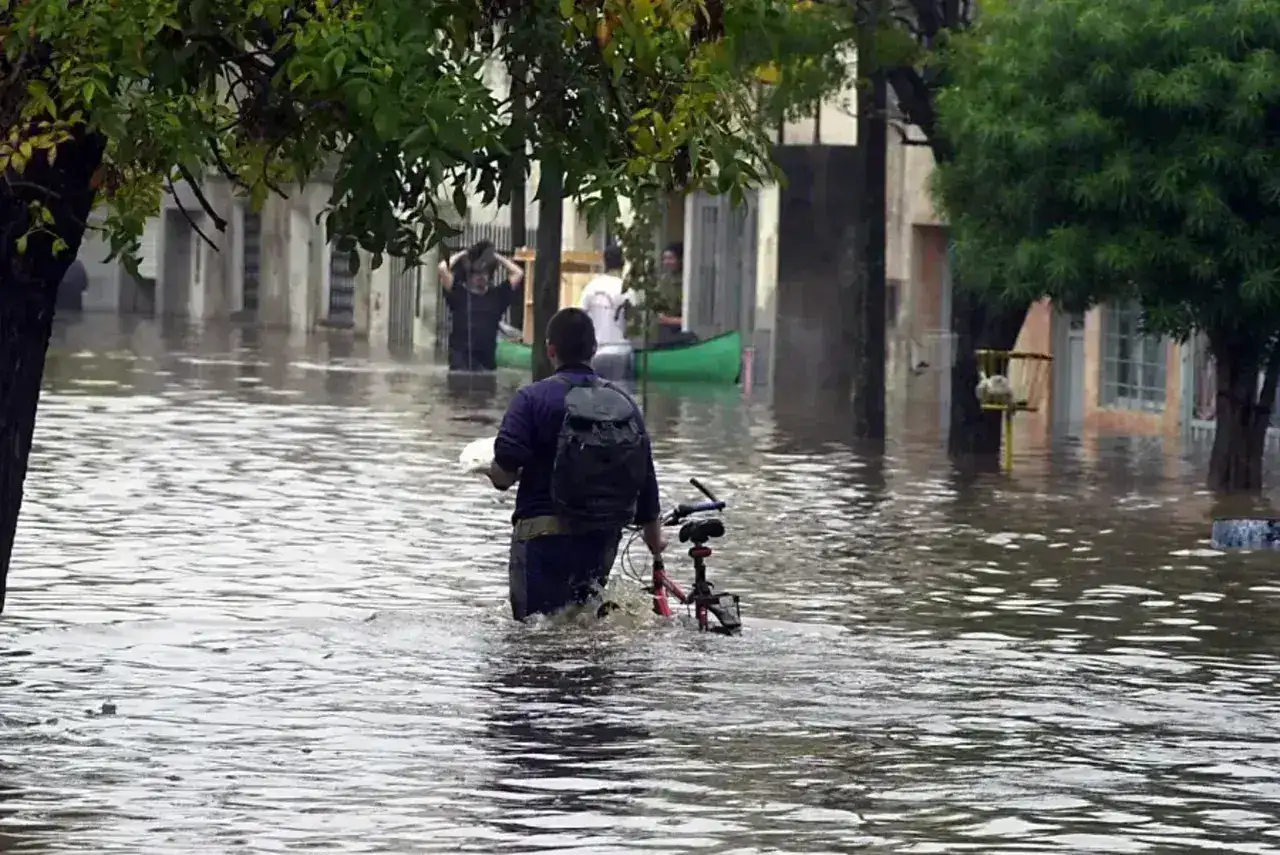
[621,477,742,635]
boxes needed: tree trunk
[1,131,106,613]
[883,51,1033,465]
[852,67,888,441]
[531,152,563,382]
[508,57,527,334]
[1207,338,1279,492]
[947,285,1030,464]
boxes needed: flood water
[3,314,1280,854]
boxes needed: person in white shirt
[579,245,634,379]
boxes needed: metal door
[328,244,357,325]
[687,190,758,339]
[159,209,191,317]
[1052,310,1086,435]
[242,210,261,314]
[387,255,417,349]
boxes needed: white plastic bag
[458,436,497,475]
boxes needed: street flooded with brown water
[3,313,1280,853]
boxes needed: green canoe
[495,330,743,384]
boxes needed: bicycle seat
[680,518,725,544]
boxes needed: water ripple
[0,316,1277,853]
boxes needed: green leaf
[26,80,58,117]
[328,48,348,77]
[373,104,397,140]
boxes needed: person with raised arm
[437,240,524,371]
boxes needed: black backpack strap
[593,377,636,403]
[554,373,601,389]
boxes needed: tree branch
[165,174,221,251]
[886,65,951,162]
[207,136,249,190]
[176,163,228,232]
[1,179,62,200]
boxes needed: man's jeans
[508,529,621,621]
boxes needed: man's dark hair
[603,245,624,272]
[663,241,683,261]
[547,307,597,365]
[467,239,495,261]
[456,240,497,281]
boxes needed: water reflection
[6,313,1280,852]
[445,370,501,413]
[481,633,651,850]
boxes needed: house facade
[76,175,387,337]
[682,56,1268,453]
[902,182,1280,453]
[74,49,615,353]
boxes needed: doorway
[160,209,192,317]
[686,189,758,340]
[1052,310,1086,434]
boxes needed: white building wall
[753,182,781,389]
[287,206,312,332]
[367,255,391,343]
[77,214,124,312]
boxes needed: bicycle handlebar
[661,478,727,525]
[666,500,725,524]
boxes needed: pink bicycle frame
[651,558,710,631]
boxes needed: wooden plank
[517,250,605,343]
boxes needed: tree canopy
[932,0,1280,489]
[0,0,850,271]
[934,0,1280,337]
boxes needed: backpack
[551,376,650,529]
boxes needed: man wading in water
[488,308,667,620]
[437,240,524,371]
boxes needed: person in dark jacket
[437,240,524,371]
[489,308,667,621]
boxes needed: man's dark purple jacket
[493,364,661,525]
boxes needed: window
[1100,303,1166,411]
[1190,333,1280,428]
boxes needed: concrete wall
[360,251,393,342]
[751,183,781,391]
[69,174,424,351]
[159,208,196,317]
[153,177,245,320]
[76,216,125,312]
[772,46,859,148]
[770,145,862,406]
